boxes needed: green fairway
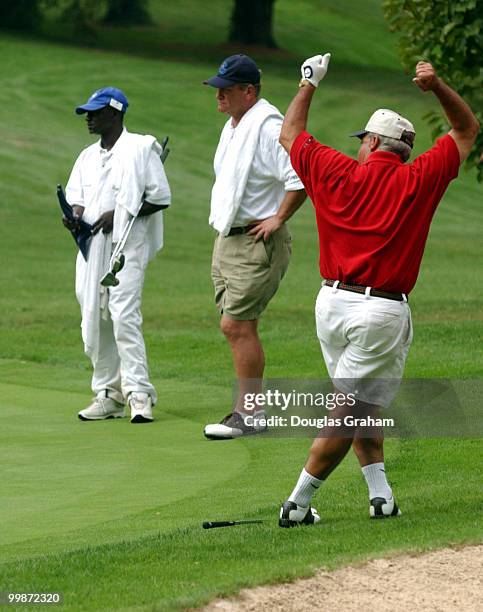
[0,367,249,555]
[0,0,482,609]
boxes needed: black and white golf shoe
[204,411,267,440]
[278,501,321,528]
[370,496,402,519]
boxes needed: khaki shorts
[211,225,292,320]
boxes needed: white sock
[361,462,392,500]
[288,468,323,508]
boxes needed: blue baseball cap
[204,54,261,88]
[75,87,129,115]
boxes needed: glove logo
[303,66,313,79]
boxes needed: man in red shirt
[277,55,479,527]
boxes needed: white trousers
[315,284,413,408]
[76,225,156,404]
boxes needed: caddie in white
[63,87,171,423]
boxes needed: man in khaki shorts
[203,54,306,439]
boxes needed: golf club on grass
[202,520,265,529]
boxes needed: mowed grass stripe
[1,439,481,610]
[0,375,249,554]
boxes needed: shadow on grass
[1,22,404,93]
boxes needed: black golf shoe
[278,500,321,528]
[370,496,402,518]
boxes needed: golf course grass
[0,0,482,609]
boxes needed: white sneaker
[204,411,267,439]
[78,396,125,421]
[129,392,153,423]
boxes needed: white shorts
[315,284,413,408]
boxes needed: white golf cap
[350,108,415,148]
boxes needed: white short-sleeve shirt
[66,131,171,225]
[231,115,304,226]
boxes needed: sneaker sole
[278,519,320,528]
[204,431,236,440]
[203,427,267,440]
[279,518,300,528]
[279,502,320,528]
[370,502,402,519]
[78,413,125,421]
[370,508,402,519]
[278,516,320,528]
[131,415,154,423]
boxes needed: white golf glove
[300,53,331,87]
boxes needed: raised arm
[279,54,331,155]
[413,61,479,163]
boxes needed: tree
[59,0,106,31]
[229,0,277,48]
[0,0,41,31]
[39,0,151,32]
[38,0,107,33]
[383,0,482,180]
[103,0,151,25]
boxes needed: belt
[227,225,256,236]
[324,279,408,302]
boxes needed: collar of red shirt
[364,150,403,165]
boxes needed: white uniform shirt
[65,129,171,360]
[66,130,171,225]
[229,115,303,226]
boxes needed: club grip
[202,521,235,529]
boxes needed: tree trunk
[229,0,277,48]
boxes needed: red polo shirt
[290,132,460,293]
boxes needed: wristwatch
[299,78,312,88]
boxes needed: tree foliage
[0,0,41,31]
[0,0,152,33]
[383,0,482,180]
[54,0,107,32]
[102,0,151,25]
